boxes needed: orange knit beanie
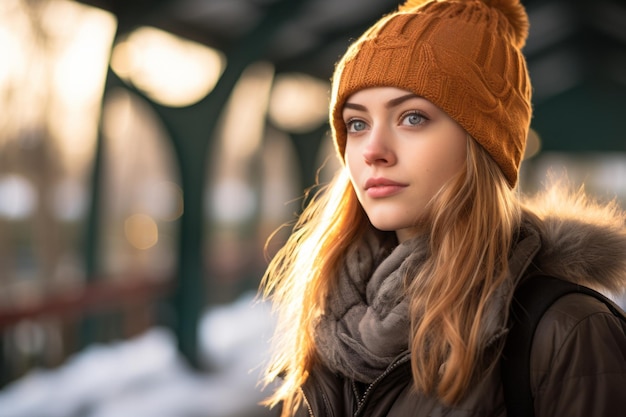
[330,0,532,187]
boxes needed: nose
[362,125,396,166]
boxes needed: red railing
[0,277,172,386]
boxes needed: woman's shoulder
[530,291,626,389]
[536,291,626,337]
[528,291,626,414]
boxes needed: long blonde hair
[260,138,522,414]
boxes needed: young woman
[260,0,626,416]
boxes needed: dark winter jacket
[296,194,626,417]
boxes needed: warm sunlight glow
[219,62,275,165]
[0,0,116,175]
[524,128,542,160]
[268,72,329,133]
[0,26,19,96]
[124,213,159,250]
[48,1,117,175]
[111,26,226,107]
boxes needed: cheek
[344,156,358,189]
[442,128,467,167]
[444,144,466,175]
[427,133,467,183]
[344,145,361,179]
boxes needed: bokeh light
[111,26,226,107]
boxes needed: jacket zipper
[301,389,315,417]
[353,354,411,417]
[301,377,334,417]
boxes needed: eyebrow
[343,93,419,112]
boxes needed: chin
[368,220,402,233]
[368,217,426,240]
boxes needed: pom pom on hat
[330,0,533,187]
[484,0,530,48]
[397,0,529,48]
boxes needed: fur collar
[523,184,626,296]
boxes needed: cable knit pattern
[330,0,531,187]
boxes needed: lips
[364,177,407,198]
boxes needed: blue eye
[402,112,427,126]
[347,119,367,132]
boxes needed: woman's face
[343,87,467,242]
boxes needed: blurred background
[0,0,624,416]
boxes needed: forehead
[342,87,435,113]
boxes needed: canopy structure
[74,0,626,150]
[69,0,626,366]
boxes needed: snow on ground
[0,292,277,417]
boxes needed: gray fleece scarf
[314,225,542,383]
[315,230,425,383]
